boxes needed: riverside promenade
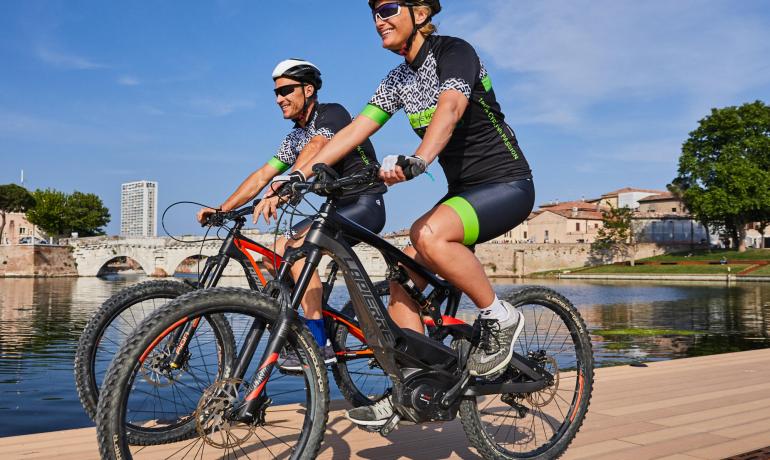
[2,349,770,459]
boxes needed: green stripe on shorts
[442,196,480,246]
[267,157,290,173]
[360,104,391,126]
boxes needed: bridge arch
[171,254,208,276]
[95,255,151,277]
[164,245,222,278]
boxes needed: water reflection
[0,276,768,437]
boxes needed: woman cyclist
[197,59,387,368]
[289,1,535,426]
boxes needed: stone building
[1,212,47,245]
[595,187,665,209]
[527,200,605,244]
[633,192,711,244]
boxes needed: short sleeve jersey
[361,35,532,194]
[268,103,386,197]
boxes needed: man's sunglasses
[274,84,303,97]
[372,2,402,21]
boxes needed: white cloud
[117,76,140,86]
[0,110,152,145]
[35,45,106,70]
[443,0,770,128]
[188,97,256,117]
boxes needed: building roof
[601,187,666,197]
[538,200,607,212]
[637,192,678,202]
[535,209,604,221]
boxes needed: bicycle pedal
[357,424,380,433]
[379,414,400,437]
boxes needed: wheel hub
[195,378,256,448]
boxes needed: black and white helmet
[271,59,322,90]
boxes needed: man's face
[274,77,314,119]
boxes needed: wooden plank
[1,349,769,459]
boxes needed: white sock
[479,296,509,322]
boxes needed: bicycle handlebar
[280,163,382,199]
[203,200,258,227]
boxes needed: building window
[594,223,599,229]
[576,223,581,232]
[544,230,549,242]
[523,231,528,239]
[19,227,27,235]
[672,207,677,213]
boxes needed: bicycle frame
[237,195,553,424]
[165,212,280,367]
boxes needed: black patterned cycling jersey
[360,35,532,194]
[268,102,386,197]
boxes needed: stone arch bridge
[63,232,396,277]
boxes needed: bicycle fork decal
[244,352,279,401]
[139,317,189,363]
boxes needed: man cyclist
[289,1,535,426]
[197,59,387,368]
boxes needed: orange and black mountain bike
[74,200,469,444]
[95,165,593,459]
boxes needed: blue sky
[2,0,770,236]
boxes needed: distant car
[18,236,49,245]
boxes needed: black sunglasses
[274,84,303,97]
[372,2,402,21]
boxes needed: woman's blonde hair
[414,6,437,36]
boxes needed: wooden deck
[3,348,770,459]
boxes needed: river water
[0,276,768,436]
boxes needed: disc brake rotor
[526,356,559,407]
[195,378,255,448]
[139,349,184,388]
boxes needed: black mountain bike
[73,202,403,444]
[96,165,594,459]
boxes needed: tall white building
[121,181,157,237]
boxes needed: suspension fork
[166,230,238,368]
[235,247,324,420]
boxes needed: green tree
[673,100,770,252]
[591,205,637,265]
[0,183,36,243]
[26,189,68,237]
[27,189,111,238]
[64,191,110,237]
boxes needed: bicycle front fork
[235,247,324,421]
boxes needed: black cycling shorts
[289,193,386,245]
[438,179,534,246]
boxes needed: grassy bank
[529,248,770,277]
[751,265,770,276]
[640,248,770,262]
[578,264,749,275]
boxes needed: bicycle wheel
[460,287,594,459]
[96,287,329,460]
[74,280,195,421]
[331,280,392,407]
